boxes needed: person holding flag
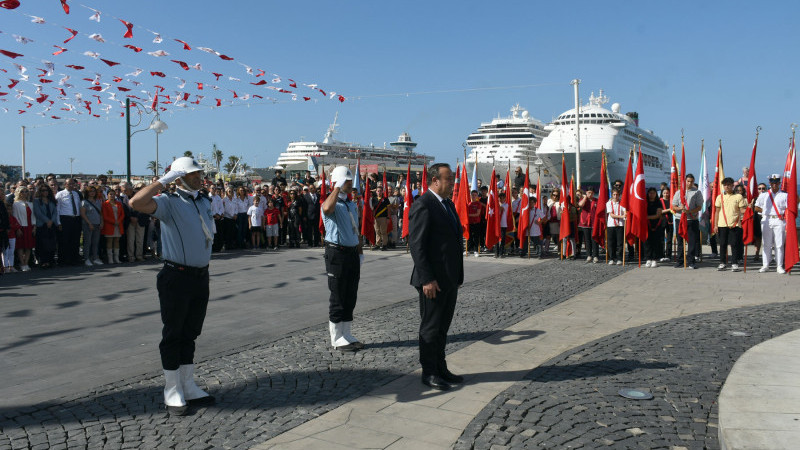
[578,187,599,263]
[755,174,789,273]
[672,173,703,269]
[714,177,747,272]
[371,186,390,251]
[606,189,626,264]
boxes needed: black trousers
[157,264,210,370]
[236,213,248,248]
[467,224,481,252]
[494,227,507,256]
[222,217,237,249]
[288,220,301,246]
[664,222,674,259]
[718,227,743,264]
[57,215,82,264]
[309,219,322,246]
[579,227,599,258]
[35,225,58,265]
[607,226,624,261]
[212,218,224,252]
[325,246,360,323]
[676,219,699,265]
[645,226,664,260]
[418,284,457,376]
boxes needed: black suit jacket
[409,191,464,290]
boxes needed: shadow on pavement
[524,358,677,382]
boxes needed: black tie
[71,191,78,215]
[443,199,459,230]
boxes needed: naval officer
[322,166,365,352]
[130,156,216,415]
[755,173,789,273]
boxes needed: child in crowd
[263,198,281,250]
[247,196,263,249]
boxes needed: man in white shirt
[754,174,789,273]
[221,187,238,250]
[520,195,546,258]
[55,178,83,265]
[209,185,224,252]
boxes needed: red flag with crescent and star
[402,163,413,239]
[628,147,648,244]
[361,176,375,245]
[517,164,531,245]
[455,163,470,240]
[784,136,798,273]
[592,150,609,246]
[743,134,758,245]
[484,168,501,249]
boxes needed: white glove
[158,170,187,187]
[334,178,347,189]
[359,254,364,266]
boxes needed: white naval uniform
[755,190,788,269]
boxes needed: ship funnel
[626,111,639,127]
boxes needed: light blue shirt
[323,194,360,247]
[152,189,214,268]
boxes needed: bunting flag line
[0,2,345,121]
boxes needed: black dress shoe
[421,374,450,391]
[440,370,464,384]
[348,341,365,350]
[187,395,215,406]
[166,404,188,416]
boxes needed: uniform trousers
[417,284,457,376]
[717,226,743,265]
[645,225,664,260]
[467,223,481,252]
[607,226,624,261]
[157,263,209,370]
[761,217,786,269]
[325,245,360,323]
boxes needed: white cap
[769,173,782,181]
[330,166,353,184]
[169,156,203,174]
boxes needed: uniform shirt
[247,205,263,226]
[152,188,214,268]
[210,193,224,216]
[222,196,237,219]
[499,202,508,228]
[671,189,703,220]
[606,200,626,227]
[55,189,81,216]
[715,192,748,228]
[511,197,521,214]
[323,194,359,247]
[755,190,788,219]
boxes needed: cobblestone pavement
[455,301,800,450]
[0,260,627,450]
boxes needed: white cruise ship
[464,104,549,181]
[274,114,433,172]
[536,90,669,186]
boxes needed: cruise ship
[536,90,669,186]
[274,114,433,172]
[464,104,549,181]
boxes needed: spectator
[247,195,263,249]
[4,200,20,272]
[55,178,82,265]
[222,187,237,250]
[660,188,674,262]
[12,186,35,271]
[235,186,250,249]
[577,187,599,263]
[123,183,145,262]
[101,189,125,264]
[209,185,224,252]
[372,187,390,251]
[264,198,280,250]
[304,185,322,247]
[80,185,104,266]
[33,184,60,269]
[644,187,664,268]
[606,189,626,264]
[466,190,482,256]
[286,190,303,248]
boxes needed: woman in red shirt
[101,189,126,263]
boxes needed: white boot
[342,321,364,349]
[113,249,121,264]
[163,369,187,415]
[180,364,214,405]
[106,249,114,264]
[329,321,354,350]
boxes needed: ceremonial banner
[484,168,501,249]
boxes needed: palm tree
[106,170,114,175]
[240,162,251,174]
[183,150,194,157]
[211,144,223,174]
[146,160,162,176]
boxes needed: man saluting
[130,157,215,415]
[409,163,465,390]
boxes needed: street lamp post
[126,98,168,182]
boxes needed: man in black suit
[409,163,465,391]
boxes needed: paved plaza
[0,248,798,449]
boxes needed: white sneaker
[85,260,93,267]
[717,263,726,271]
[645,260,652,268]
[21,265,31,272]
[474,252,479,258]
[651,260,658,268]
[731,264,739,272]
[92,258,104,265]
[608,260,614,265]
[615,260,622,265]
[777,267,786,274]
[593,257,599,264]
[759,266,769,273]
[660,257,669,262]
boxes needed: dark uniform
[323,193,364,351]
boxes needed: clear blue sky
[0,0,797,182]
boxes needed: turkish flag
[120,20,134,38]
[504,168,515,233]
[784,138,798,272]
[453,164,461,204]
[455,163,471,240]
[484,168,501,249]
[421,163,428,195]
[628,147,649,244]
[402,163,413,239]
[678,142,688,241]
[710,144,725,235]
[743,135,758,244]
[517,165,531,246]
[670,149,679,203]
[559,155,571,244]
[361,176,375,245]
[592,151,609,246]
[318,168,327,234]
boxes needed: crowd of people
[1,165,797,275]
